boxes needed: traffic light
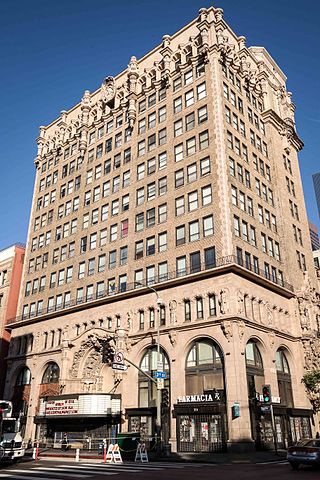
[161,388,170,412]
[0,401,11,412]
[101,342,115,364]
[262,385,271,404]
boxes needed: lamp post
[136,283,162,450]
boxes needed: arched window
[245,340,264,401]
[185,339,224,394]
[16,367,31,386]
[245,341,263,369]
[276,349,293,407]
[139,347,169,407]
[41,362,60,384]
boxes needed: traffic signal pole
[270,404,278,455]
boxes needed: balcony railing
[8,254,293,325]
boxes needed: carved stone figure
[221,320,233,341]
[83,351,102,379]
[169,300,177,324]
[100,76,116,105]
[168,330,177,347]
[218,289,228,314]
[70,334,102,378]
[237,290,244,314]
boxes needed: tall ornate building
[4,6,320,453]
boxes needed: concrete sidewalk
[24,447,287,465]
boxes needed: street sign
[114,351,124,364]
[261,405,271,414]
[154,371,167,379]
[112,363,128,371]
[157,378,164,390]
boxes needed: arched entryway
[175,338,227,453]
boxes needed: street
[0,459,319,480]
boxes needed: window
[158,232,167,252]
[148,133,156,151]
[158,262,168,281]
[187,163,197,183]
[89,232,97,249]
[158,152,167,170]
[184,69,193,85]
[189,220,200,242]
[158,203,167,223]
[88,258,95,275]
[201,185,212,205]
[205,247,216,269]
[148,92,156,107]
[158,106,166,123]
[174,119,183,137]
[146,265,155,285]
[198,106,208,124]
[110,224,118,241]
[175,169,184,188]
[147,182,156,201]
[190,251,201,273]
[147,157,156,175]
[177,256,186,277]
[135,240,144,260]
[196,297,204,319]
[146,207,156,227]
[98,254,106,272]
[121,219,129,238]
[109,250,117,269]
[197,82,206,100]
[184,300,191,321]
[188,191,198,211]
[203,216,214,236]
[138,140,145,156]
[146,237,155,256]
[120,246,128,265]
[174,143,184,162]
[78,262,85,279]
[148,112,156,129]
[176,225,186,246]
[185,112,195,129]
[139,311,145,330]
[158,177,167,195]
[136,213,144,232]
[200,157,210,176]
[186,136,196,156]
[199,130,209,149]
[185,90,194,107]
[173,96,182,113]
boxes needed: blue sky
[0,0,319,250]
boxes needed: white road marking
[62,464,143,472]
[0,475,59,480]
[33,466,117,475]
[9,467,90,477]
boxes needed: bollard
[75,448,80,462]
[103,439,107,464]
[32,447,36,459]
[35,442,39,460]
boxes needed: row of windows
[173,130,209,162]
[138,106,167,134]
[227,132,249,162]
[235,214,280,261]
[136,177,167,205]
[23,246,216,314]
[286,176,296,197]
[176,215,214,245]
[39,170,58,192]
[236,247,284,286]
[283,155,293,175]
[40,155,59,173]
[173,106,208,137]
[252,154,271,182]
[289,200,300,221]
[173,82,207,114]
[225,105,246,137]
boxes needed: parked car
[287,439,320,469]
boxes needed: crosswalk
[0,461,211,479]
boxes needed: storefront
[35,393,121,447]
[173,390,227,453]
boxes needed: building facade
[4,6,320,453]
[0,244,25,397]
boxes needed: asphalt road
[0,459,319,480]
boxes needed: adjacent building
[0,244,25,397]
[313,172,320,218]
[4,6,320,454]
[309,221,320,251]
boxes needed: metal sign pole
[270,404,278,455]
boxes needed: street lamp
[136,283,163,447]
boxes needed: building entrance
[177,413,224,452]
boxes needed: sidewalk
[24,447,287,465]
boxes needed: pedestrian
[316,431,320,439]
[61,433,68,451]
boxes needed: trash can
[117,433,140,460]
[163,443,171,457]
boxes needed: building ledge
[7,255,294,329]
